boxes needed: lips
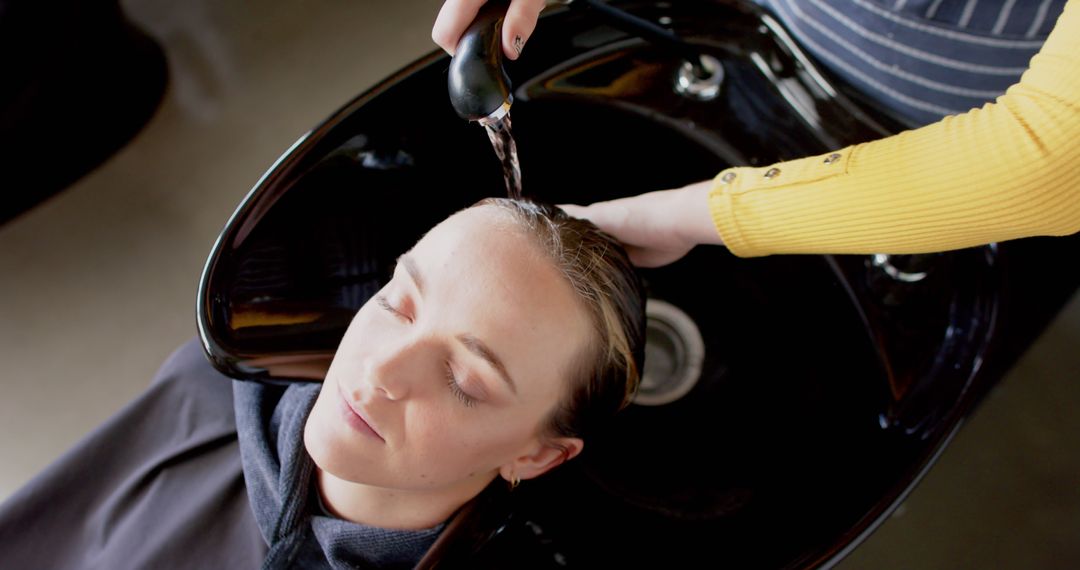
[336,382,385,442]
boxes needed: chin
[302,414,386,486]
[302,416,328,465]
[304,410,353,474]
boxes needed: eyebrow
[396,254,517,395]
[397,254,424,294]
[457,334,518,395]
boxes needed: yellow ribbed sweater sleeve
[708,0,1080,258]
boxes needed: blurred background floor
[1,0,1076,567]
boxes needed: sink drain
[633,299,705,406]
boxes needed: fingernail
[513,35,524,57]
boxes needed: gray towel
[233,380,444,570]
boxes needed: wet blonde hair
[476,198,646,445]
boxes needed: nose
[361,334,437,401]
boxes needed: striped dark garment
[756,0,1067,126]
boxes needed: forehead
[412,206,541,270]
[409,206,592,396]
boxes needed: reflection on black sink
[196,1,1079,568]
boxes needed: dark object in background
[0,0,167,225]
[198,1,1080,568]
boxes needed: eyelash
[376,295,477,409]
[445,363,478,408]
[375,295,409,322]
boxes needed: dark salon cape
[0,339,441,569]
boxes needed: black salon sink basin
[198,1,1080,568]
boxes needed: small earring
[513,35,524,57]
[509,473,520,490]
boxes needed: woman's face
[305,206,592,494]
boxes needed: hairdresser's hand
[561,180,724,268]
[432,0,547,60]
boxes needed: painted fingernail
[513,35,524,57]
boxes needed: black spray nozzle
[448,0,513,124]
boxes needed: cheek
[326,309,384,380]
[306,382,332,430]
[341,306,380,347]
[406,406,538,467]
[304,388,345,465]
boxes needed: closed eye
[375,295,411,322]
[376,294,478,408]
[445,362,478,408]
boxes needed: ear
[500,437,584,482]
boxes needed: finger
[557,203,587,218]
[625,245,686,269]
[432,0,488,55]
[560,201,634,241]
[623,245,662,268]
[559,202,617,230]
[502,0,546,59]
